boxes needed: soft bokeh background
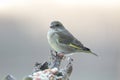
[0,0,120,80]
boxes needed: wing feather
[56,30,84,49]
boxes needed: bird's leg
[50,50,65,60]
[56,52,65,60]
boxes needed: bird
[47,21,98,56]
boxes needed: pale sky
[0,0,120,8]
[0,0,120,80]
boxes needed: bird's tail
[90,52,98,56]
[82,47,98,56]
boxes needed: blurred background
[0,0,120,80]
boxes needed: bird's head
[50,21,65,31]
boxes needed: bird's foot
[50,50,65,60]
[57,52,65,60]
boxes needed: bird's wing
[56,31,73,44]
[56,30,84,49]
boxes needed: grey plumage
[47,21,97,56]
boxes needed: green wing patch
[69,43,81,49]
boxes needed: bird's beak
[50,25,53,28]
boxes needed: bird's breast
[47,29,57,41]
[47,29,59,50]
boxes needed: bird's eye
[55,24,60,26]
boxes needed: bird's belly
[48,38,75,54]
[47,33,60,51]
[48,37,63,52]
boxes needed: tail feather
[90,52,98,56]
[83,47,98,56]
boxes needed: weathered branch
[28,50,73,80]
[2,51,73,80]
